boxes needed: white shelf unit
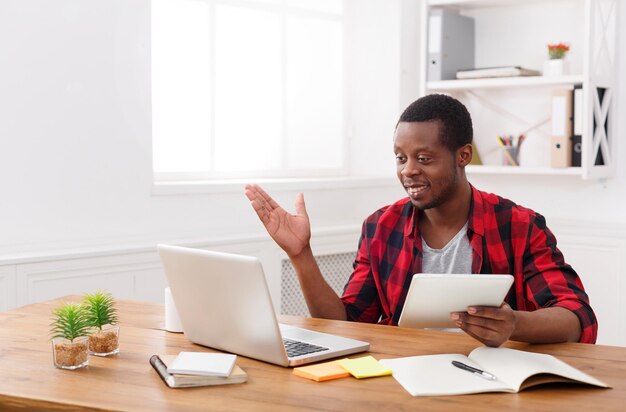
[428,74,585,91]
[466,165,583,176]
[419,0,618,179]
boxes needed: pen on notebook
[451,360,497,381]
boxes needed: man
[245,94,597,347]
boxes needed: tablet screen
[398,274,514,329]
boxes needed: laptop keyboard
[283,338,329,358]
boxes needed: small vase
[543,59,567,76]
[52,336,89,370]
[88,324,120,356]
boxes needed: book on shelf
[379,347,609,397]
[456,66,541,80]
[150,355,247,388]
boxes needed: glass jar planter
[52,336,89,370]
[88,324,120,356]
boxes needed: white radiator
[280,252,356,316]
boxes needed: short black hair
[397,94,473,153]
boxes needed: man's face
[394,121,459,210]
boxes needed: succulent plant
[82,291,119,330]
[50,302,91,342]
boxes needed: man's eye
[417,156,431,163]
[395,155,406,162]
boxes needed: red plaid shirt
[341,186,597,343]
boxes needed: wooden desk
[1,297,624,411]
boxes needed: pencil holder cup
[500,146,518,166]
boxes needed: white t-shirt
[420,221,472,333]
[421,221,472,274]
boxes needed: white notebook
[167,352,237,377]
[380,347,609,397]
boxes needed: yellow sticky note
[293,359,351,382]
[338,356,392,379]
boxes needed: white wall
[0,0,409,261]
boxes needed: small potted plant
[83,291,120,356]
[544,42,570,76]
[548,42,570,59]
[50,302,91,369]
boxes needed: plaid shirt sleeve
[474,189,598,343]
[341,220,383,323]
[521,213,597,343]
[340,200,416,325]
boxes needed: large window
[152,0,346,181]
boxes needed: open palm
[245,184,311,258]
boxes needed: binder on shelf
[571,85,583,167]
[427,9,474,81]
[550,88,573,168]
[573,85,583,135]
[571,135,582,167]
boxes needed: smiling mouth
[405,184,429,197]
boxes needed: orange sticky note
[293,359,351,382]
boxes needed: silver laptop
[157,244,369,367]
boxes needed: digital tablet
[397,274,514,329]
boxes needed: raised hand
[244,184,311,258]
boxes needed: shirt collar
[403,200,417,239]
[406,184,484,238]
[468,184,484,236]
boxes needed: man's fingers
[452,302,514,347]
[244,184,264,204]
[254,185,281,210]
[467,303,511,321]
[461,324,503,347]
[459,314,501,332]
[246,193,270,215]
[246,184,304,221]
[294,193,308,218]
[460,325,487,343]
[245,184,276,212]
[454,312,504,347]
[248,199,270,223]
[452,311,501,332]
[244,188,256,202]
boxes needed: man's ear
[457,143,473,167]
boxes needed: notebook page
[469,347,609,391]
[380,354,513,396]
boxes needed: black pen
[451,360,497,380]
